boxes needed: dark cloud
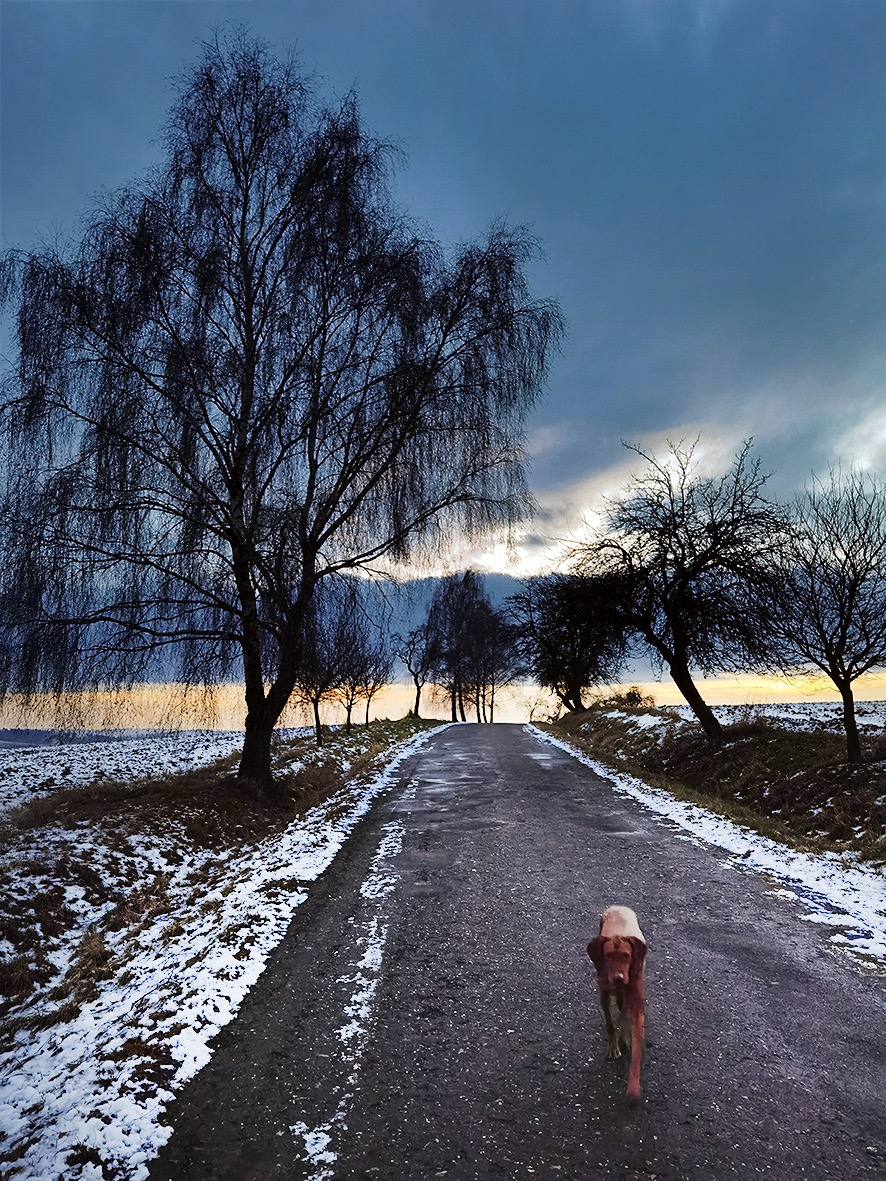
[4,0,886,567]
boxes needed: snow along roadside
[526,725,886,965]
[0,725,449,1181]
[291,803,412,1180]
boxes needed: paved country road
[149,724,885,1180]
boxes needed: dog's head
[587,933,645,989]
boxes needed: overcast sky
[3,0,886,575]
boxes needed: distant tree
[464,600,521,722]
[293,587,352,745]
[507,572,628,713]
[572,440,785,743]
[0,33,562,789]
[330,583,370,732]
[359,632,395,726]
[426,571,490,721]
[425,572,517,722]
[764,469,886,764]
[395,622,439,719]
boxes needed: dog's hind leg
[626,1003,645,1102]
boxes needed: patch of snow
[674,700,886,735]
[290,805,411,1179]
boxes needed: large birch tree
[0,34,561,787]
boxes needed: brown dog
[587,905,647,1102]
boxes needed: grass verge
[545,706,886,865]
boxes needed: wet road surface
[150,723,886,1180]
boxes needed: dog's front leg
[618,1004,632,1057]
[600,989,621,1059]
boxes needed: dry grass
[548,707,886,864]
[62,928,115,1000]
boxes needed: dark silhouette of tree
[0,34,562,788]
[764,469,886,764]
[507,572,628,713]
[328,582,380,731]
[426,572,486,721]
[463,599,521,722]
[395,621,440,719]
[293,586,352,746]
[572,440,785,743]
[359,632,395,726]
[425,571,515,721]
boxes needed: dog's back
[599,904,645,946]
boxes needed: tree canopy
[763,469,886,763]
[507,573,627,713]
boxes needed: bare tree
[463,601,521,722]
[359,633,395,726]
[426,572,487,721]
[293,588,352,746]
[507,572,628,713]
[0,34,562,789]
[424,572,517,722]
[573,440,785,743]
[329,585,395,729]
[395,621,439,719]
[329,582,367,732]
[765,469,886,763]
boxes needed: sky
[3,0,886,577]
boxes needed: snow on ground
[0,730,256,816]
[678,699,886,734]
[528,725,886,966]
[2,706,884,1179]
[601,699,886,737]
[291,805,413,1180]
[603,710,667,730]
[0,725,446,1181]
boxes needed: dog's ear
[627,937,647,982]
[587,936,605,969]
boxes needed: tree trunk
[412,678,422,719]
[233,555,308,790]
[837,679,862,764]
[364,698,371,727]
[345,703,353,733]
[667,657,723,744]
[238,713,276,788]
[312,698,323,746]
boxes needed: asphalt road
[149,723,886,1180]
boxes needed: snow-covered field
[0,724,446,1181]
[604,699,886,735]
[0,728,314,815]
[682,699,886,733]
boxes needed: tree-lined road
[150,725,885,1179]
